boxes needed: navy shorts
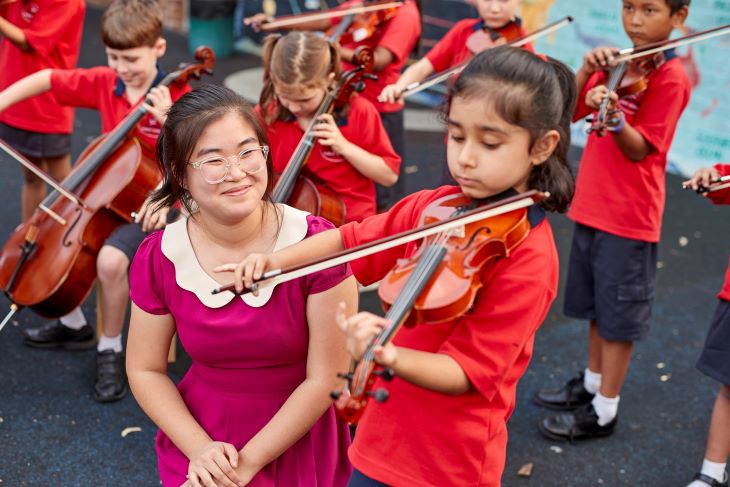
[0,122,71,159]
[696,299,730,386]
[564,223,657,341]
[347,469,389,487]
[104,209,179,263]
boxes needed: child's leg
[96,245,130,343]
[706,385,730,463]
[21,154,72,221]
[587,320,602,374]
[598,337,633,398]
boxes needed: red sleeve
[351,97,400,174]
[375,5,421,65]
[339,188,444,284]
[50,67,115,110]
[631,65,690,155]
[425,20,471,73]
[573,71,604,122]
[22,0,84,60]
[438,224,557,400]
[707,163,730,205]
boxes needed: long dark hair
[150,84,273,215]
[447,46,576,213]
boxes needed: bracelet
[606,109,625,133]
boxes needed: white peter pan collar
[160,204,310,308]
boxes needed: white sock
[591,392,619,426]
[584,368,602,395]
[700,459,727,483]
[59,308,87,330]
[97,334,123,353]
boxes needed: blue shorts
[0,122,71,159]
[696,299,730,386]
[563,223,657,341]
[347,469,389,487]
[104,209,179,263]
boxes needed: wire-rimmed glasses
[188,145,269,184]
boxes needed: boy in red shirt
[683,165,730,487]
[0,0,190,403]
[0,0,85,221]
[534,0,692,440]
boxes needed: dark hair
[150,84,274,215]
[101,0,163,49]
[446,46,576,213]
[666,0,690,14]
[259,32,341,124]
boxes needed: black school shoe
[538,403,617,442]
[533,371,595,410]
[690,472,729,487]
[23,321,95,350]
[94,350,128,403]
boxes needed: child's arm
[142,85,173,126]
[379,57,436,104]
[0,14,29,50]
[0,69,52,112]
[215,227,346,293]
[310,113,398,186]
[336,307,471,394]
[244,12,331,32]
[576,47,618,98]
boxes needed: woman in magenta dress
[126,84,356,487]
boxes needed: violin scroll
[172,45,215,86]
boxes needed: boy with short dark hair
[533,0,692,440]
[0,0,191,403]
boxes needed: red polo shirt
[49,67,191,150]
[425,17,534,73]
[338,185,559,486]
[261,95,400,223]
[0,0,85,134]
[568,56,691,242]
[708,164,730,301]
[336,0,421,113]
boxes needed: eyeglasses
[188,145,269,184]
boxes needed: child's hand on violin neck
[683,166,721,192]
[311,114,349,155]
[581,46,620,74]
[586,85,618,110]
[243,12,271,32]
[213,253,281,295]
[335,303,398,367]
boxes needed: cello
[0,46,215,328]
[271,46,375,226]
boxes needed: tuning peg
[367,388,389,402]
[374,368,395,381]
[330,391,343,400]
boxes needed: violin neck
[370,241,449,350]
[272,93,337,203]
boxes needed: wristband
[606,109,625,133]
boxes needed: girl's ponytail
[259,34,282,125]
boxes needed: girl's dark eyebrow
[196,137,258,157]
[447,118,508,135]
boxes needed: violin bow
[398,16,574,100]
[212,190,547,296]
[683,175,730,194]
[614,23,730,63]
[259,1,403,31]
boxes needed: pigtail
[529,56,576,213]
[328,40,342,84]
[260,34,282,125]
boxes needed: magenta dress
[129,206,352,487]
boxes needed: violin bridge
[38,204,67,226]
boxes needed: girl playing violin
[379,0,533,104]
[221,46,576,486]
[247,1,421,211]
[259,31,400,223]
[126,84,357,486]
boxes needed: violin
[587,23,730,136]
[465,19,523,55]
[332,1,400,45]
[330,191,537,423]
[0,47,214,325]
[271,46,376,226]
